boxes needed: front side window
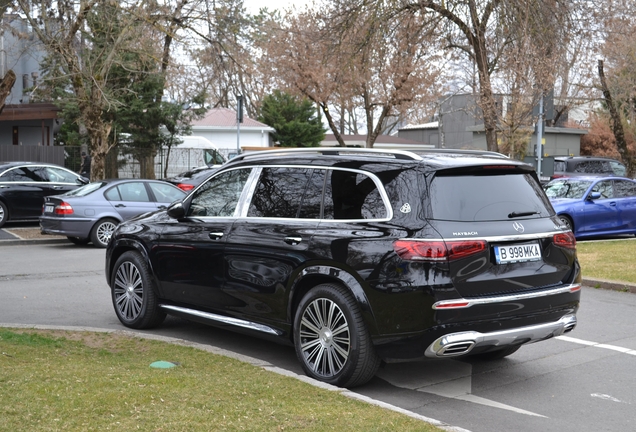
[109,182,151,202]
[430,172,552,221]
[45,167,79,183]
[189,168,250,217]
[574,161,604,174]
[591,180,614,199]
[323,169,388,220]
[148,182,185,203]
[544,180,593,199]
[609,161,627,177]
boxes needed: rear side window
[247,167,314,218]
[614,180,636,197]
[430,172,552,221]
[323,169,388,220]
[574,161,605,174]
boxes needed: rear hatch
[427,165,577,298]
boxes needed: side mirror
[167,201,186,219]
[587,192,601,201]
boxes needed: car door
[222,167,322,326]
[582,180,620,234]
[104,182,157,220]
[0,166,50,219]
[42,166,84,195]
[153,168,252,310]
[613,179,636,232]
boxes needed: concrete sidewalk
[1,226,635,294]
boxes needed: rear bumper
[40,216,94,238]
[425,314,577,357]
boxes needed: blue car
[544,176,636,239]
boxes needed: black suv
[552,156,626,180]
[106,148,581,387]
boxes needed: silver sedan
[40,179,186,247]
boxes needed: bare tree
[260,3,442,147]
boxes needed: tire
[293,283,380,387]
[90,218,118,248]
[0,201,8,228]
[467,345,520,360]
[559,215,573,232]
[67,236,90,245]
[111,251,166,329]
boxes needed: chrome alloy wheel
[299,298,351,378]
[96,220,117,246]
[113,261,144,321]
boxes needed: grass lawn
[577,239,636,284]
[0,329,441,432]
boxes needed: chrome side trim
[425,314,577,358]
[159,304,282,336]
[432,284,581,309]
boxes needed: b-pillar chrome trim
[159,304,282,336]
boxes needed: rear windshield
[63,182,106,197]
[429,172,553,221]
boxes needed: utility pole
[536,92,544,179]
[236,95,243,157]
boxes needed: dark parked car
[163,166,218,191]
[106,148,581,387]
[41,179,186,247]
[544,176,636,239]
[551,156,626,181]
[0,161,88,228]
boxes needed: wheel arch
[107,239,154,287]
[557,213,575,232]
[288,265,379,340]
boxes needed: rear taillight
[553,232,576,249]
[54,201,74,215]
[177,183,195,191]
[394,240,487,261]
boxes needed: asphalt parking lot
[1,228,635,432]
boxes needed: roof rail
[230,147,424,162]
[417,148,509,158]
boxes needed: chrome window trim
[0,164,81,185]
[399,230,569,243]
[432,283,581,310]
[208,164,393,222]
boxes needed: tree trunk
[598,59,633,177]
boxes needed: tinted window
[544,179,593,199]
[591,180,613,199]
[189,168,250,217]
[0,167,44,182]
[574,161,605,174]
[247,167,313,218]
[324,169,387,220]
[614,180,636,198]
[430,172,552,221]
[298,169,324,219]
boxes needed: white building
[190,107,275,157]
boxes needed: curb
[0,323,470,432]
[0,237,68,246]
[581,277,636,294]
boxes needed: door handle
[208,232,224,240]
[284,236,302,245]
[610,202,616,207]
[115,204,126,208]
[53,186,65,190]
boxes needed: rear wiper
[508,211,540,218]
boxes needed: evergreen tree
[258,90,325,147]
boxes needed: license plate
[494,242,541,264]
[45,205,54,213]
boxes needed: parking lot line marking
[556,335,636,355]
